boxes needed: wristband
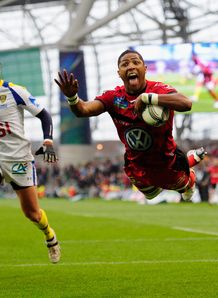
[67,94,79,105]
[141,93,158,105]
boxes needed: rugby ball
[142,105,170,127]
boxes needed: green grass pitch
[1,198,218,297]
[148,72,218,113]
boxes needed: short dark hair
[117,49,144,66]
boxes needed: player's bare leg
[16,186,60,263]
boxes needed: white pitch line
[1,259,218,268]
[173,226,218,236]
[61,237,218,244]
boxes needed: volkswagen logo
[125,127,152,151]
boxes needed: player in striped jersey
[0,80,60,263]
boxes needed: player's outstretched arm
[54,69,105,117]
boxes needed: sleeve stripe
[9,86,26,106]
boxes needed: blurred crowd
[1,152,218,205]
[36,156,131,201]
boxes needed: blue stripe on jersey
[2,81,9,87]
[31,161,37,186]
[9,86,26,105]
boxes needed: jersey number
[0,122,12,137]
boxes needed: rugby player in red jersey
[55,49,206,201]
[191,55,218,108]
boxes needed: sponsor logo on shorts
[12,162,28,175]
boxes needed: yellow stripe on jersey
[8,82,25,89]
[0,80,26,89]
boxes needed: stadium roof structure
[0,0,218,49]
[0,0,218,143]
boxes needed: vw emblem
[125,127,152,151]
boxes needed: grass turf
[1,198,218,297]
[148,72,218,113]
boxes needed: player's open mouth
[127,73,139,84]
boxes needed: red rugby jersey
[95,80,178,168]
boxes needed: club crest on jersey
[0,95,7,104]
[114,96,128,109]
[12,162,28,175]
[125,127,152,151]
[0,94,7,109]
